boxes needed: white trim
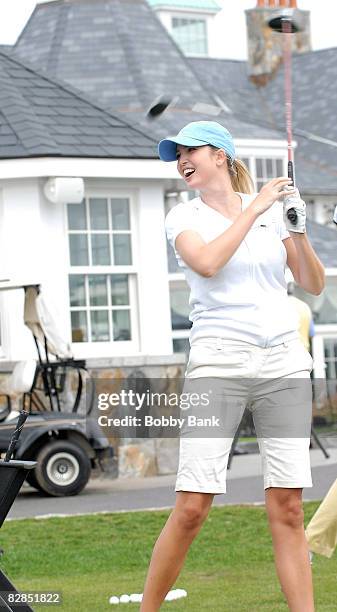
[315,325,337,334]
[0,292,5,358]
[152,7,219,16]
[0,158,173,180]
[235,139,293,150]
[168,272,185,282]
[172,329,190,339]
[322,268,337,276]
[0,142,289,180]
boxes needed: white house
[1,0,337,383]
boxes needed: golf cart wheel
[35,440,91,497]
[26,470,44,492]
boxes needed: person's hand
[282,187,306,233]
[250,177,296,216]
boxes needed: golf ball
[130,594,143,603]
[109,595,119,605]
[119,594,130,603]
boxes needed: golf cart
[0,281,113,497]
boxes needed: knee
[175,500,210,532]
[283,499,304,529]
[268,492,304,529]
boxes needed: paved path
[7,448,337,520]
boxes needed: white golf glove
[283,187,306,233]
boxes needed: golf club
[268,10,301,225]
[146,95,176,119]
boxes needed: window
[255,158,284,191]
[170,281,192,331]
[68,198,131,267]
[171,17,208,55]
[173,337,190,355]
[67,196,136,344]
[69,274,131,343]
[323,338,337,380]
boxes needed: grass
[0,503,336,611]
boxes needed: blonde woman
[140,121,325,611]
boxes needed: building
[0,0,335,475]
[7,0,337,381]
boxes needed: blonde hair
[210,146,254,194]
[227,158,254,194]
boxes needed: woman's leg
[140,491,214,612]
[265,487,314,612]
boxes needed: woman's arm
[175,206,259,277]
[284,234,325,295]
[175,177,294,278]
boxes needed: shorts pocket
[186,343,249,376]
[288,340,313,373]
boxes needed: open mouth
[183,168,195,178]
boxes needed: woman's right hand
[250,177,296,216]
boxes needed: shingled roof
[14,0,212,114]
[14,0,337,195]
[306,219,337,268]
[190,49,337,195]
[11,0,285,145]
[0,48,157,159]
[10,0,337,193]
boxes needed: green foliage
[0,503,335,611]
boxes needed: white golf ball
[119,594,130,603]
[109,595,120,604]
[130,594,143,603]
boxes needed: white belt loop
[216,337,223,351]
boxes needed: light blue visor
[158,120,235,162]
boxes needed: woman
[140,121,325,612]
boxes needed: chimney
[246,0,311,86]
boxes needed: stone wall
[0,354,187,479]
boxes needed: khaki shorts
[175,337,313,494]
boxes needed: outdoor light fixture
[44,177,84,204]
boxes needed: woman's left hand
[283,188,306,233]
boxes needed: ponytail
[227,158,254,194]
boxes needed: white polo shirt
[165,193,299,348]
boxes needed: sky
[0,0,336,60]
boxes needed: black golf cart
[0,281,113,497]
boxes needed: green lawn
[0,503,335,611]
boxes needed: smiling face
[176,144,228,190]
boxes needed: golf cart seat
[0,360,36,395]
[23,285,95,415]
[0,283,94,416]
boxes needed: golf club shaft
[283,18,298,225]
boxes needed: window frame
[66,188,140,356]
[0,293,5,358]
[170,14,208,56]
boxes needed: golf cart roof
[0,280,40,292]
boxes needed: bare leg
[265,488,315,612]
[140,491,214,612]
